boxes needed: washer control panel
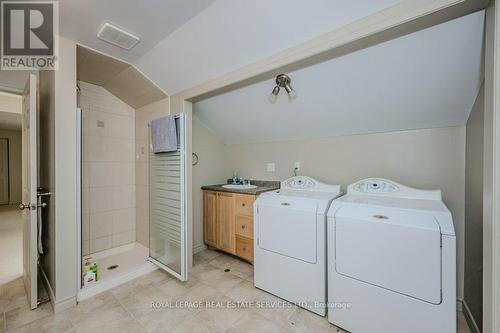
[281,176,341,194]
[283,176,315,189]
[353,179,399,194]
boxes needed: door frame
[485,1,500,332]
[76,108,82,291]
[71,0,490,287]
[169,0,489,276]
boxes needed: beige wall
[134,97,170,247]
[54,37,78,312]
[79,81,136,255]
[192,115,229,252]
[0,129,22,203]
[482,2,497,331]
[193,124,467,298]
[464,82,484,330]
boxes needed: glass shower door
[148,113,187,280]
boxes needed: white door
[0,139,8,205]
[148,113,188,281]
[21,73,38,309]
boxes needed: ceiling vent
[97,23,140,50]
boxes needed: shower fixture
[268,74,297,103]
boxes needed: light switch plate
[266,163,275,172]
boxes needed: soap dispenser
[232,172,239,184]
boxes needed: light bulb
[268,86,280,104]
[268,92,278,104]
[287,89,298,101]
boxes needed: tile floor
[0,205,23,285]
[0,249,473,333]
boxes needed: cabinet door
[203,191,218,247]
[235,194,255,216]
[217,192,235,253]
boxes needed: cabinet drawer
[235,236,254,262]
[235,215,253,238]
[235,194,255,216]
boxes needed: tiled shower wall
[79,81,136,255]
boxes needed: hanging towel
[150,115,178,153]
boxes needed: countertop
[201,180,280,195]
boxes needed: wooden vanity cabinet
[203,190,255,262]
[203,191,218,248]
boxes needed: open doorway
[0,71,50,316]
[0,90,24,286]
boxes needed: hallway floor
[0,205,23,285]
[1,250,473,333]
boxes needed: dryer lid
[334,178,455,236]
[334,204,442,304]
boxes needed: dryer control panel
[348,178,442,200]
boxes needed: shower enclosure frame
[75,109,189,295]
[147,112,188,281]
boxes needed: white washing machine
[327,178,456,333]
[254,176,342,316]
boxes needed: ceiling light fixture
[268,74,297,103]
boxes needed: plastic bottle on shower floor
[82,257,99,286]
[90,261,99,282]
[82,257,95,286]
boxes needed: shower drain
[107,265,119,270]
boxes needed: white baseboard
[53,295,77,313]
[462,300,481,333]
[40,265,77,313]
[193,243,207,254]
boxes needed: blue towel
[150,115,178,153]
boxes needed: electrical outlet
[266,163,275,172]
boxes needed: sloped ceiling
[77,46,167,108]
[134,0,402,95]
[0,71,29,94]
[0,112,21,130]
[193,12,485,144]
[60,0,216,62]
[0,92,22,130]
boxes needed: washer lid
[256,195,319,263]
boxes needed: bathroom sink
[222,184,258,190]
